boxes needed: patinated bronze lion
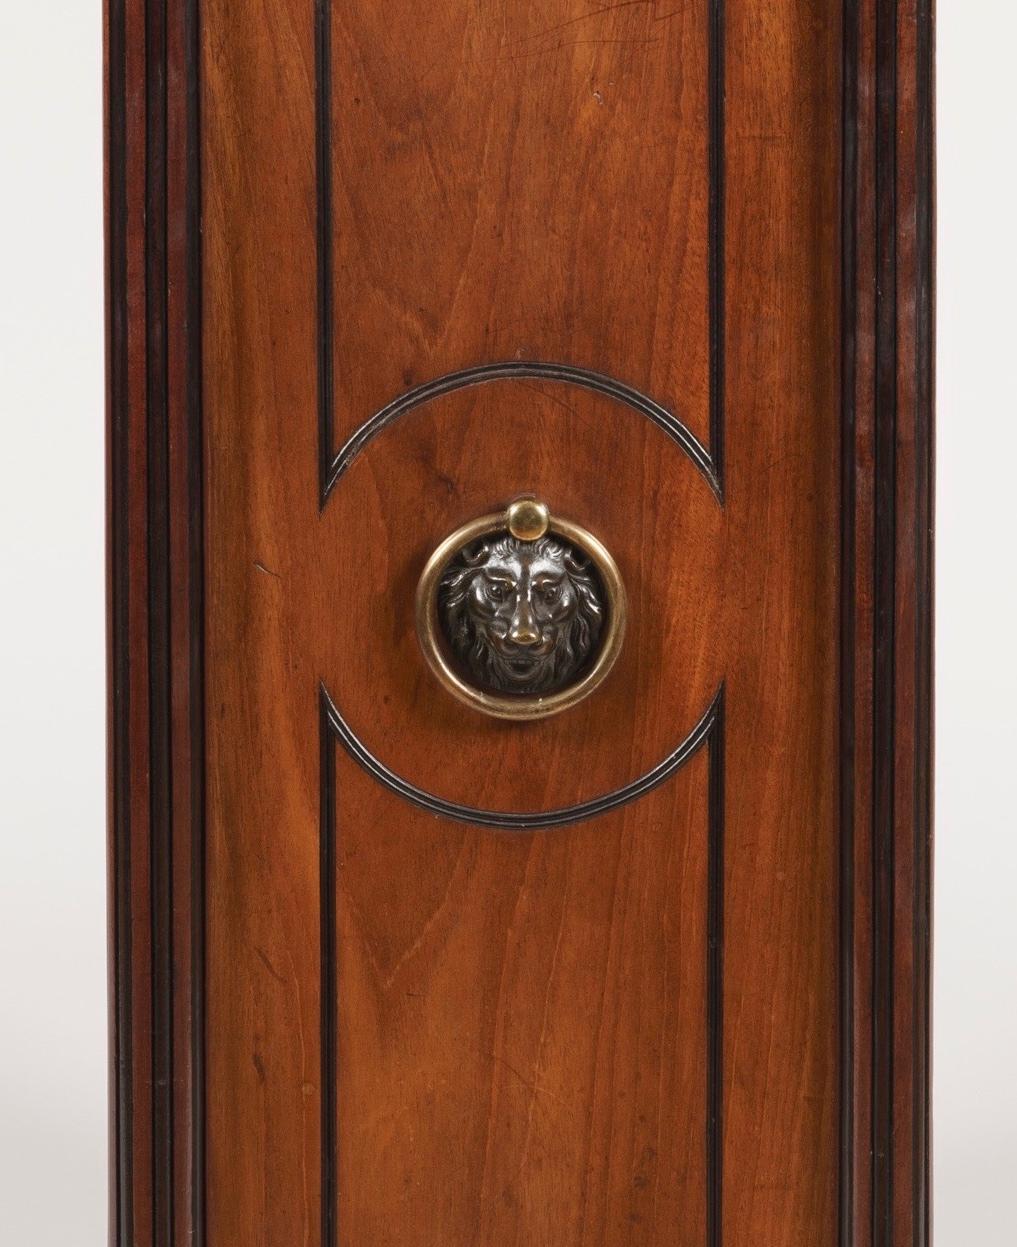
[437,532,605,696]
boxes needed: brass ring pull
[416,496,626,720]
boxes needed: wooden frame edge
[106,1,934,1243]
[840,0,934,1243]
[106,1,205,1244]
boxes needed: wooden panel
[202,2,319,1244]
[325,0,712,449]
[334,753,710,1244]
[721,0,841,1241]
[106,1,934,1245]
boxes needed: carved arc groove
[320,361,723,507]
[320,682,722,830]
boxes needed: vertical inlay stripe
[144,0,174,1240]
[185,0,207,1239]
[108,0,134,1238]
[319,696,338,1247]
[707,691,725,1247]
[872,0,899,1240]
[707,5,726,1239]
[708,0,726,496]
[315,0,334,508]
[912,0,934,1240]
[839,1,859,1243]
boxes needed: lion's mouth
[468,629,576,693]
[504,657,541,678]
[496,641,553,666]
[488,646,553,687]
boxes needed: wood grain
[203,0,840,1243]
[325,0,712,452]
[107,0,933,1244]
[720,1,842,1241]
[334,752,711,1245]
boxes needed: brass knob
[416,497,626,720]
[506,495,550,541]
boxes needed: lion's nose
[508,598,540,645]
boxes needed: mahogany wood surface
[105,1,933,1245]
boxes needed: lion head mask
[437,533,605,696]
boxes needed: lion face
[438,534,604,696]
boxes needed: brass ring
[415,498,627,720]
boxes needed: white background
[0,4,108,1243]
[0,2,1013,1242]
[934,2,1017,1241]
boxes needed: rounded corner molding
[415,496,627,721]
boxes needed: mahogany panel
[333,751,711,1245]
[721,2,842,1242]
[325,0,713,450]
[202,2,320,1245]
[106,1,933,1245]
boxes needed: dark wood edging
[106,0,205,1244]
[840,0,934,1244]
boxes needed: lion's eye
[541,585,561,602]
[486,582,509,601]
